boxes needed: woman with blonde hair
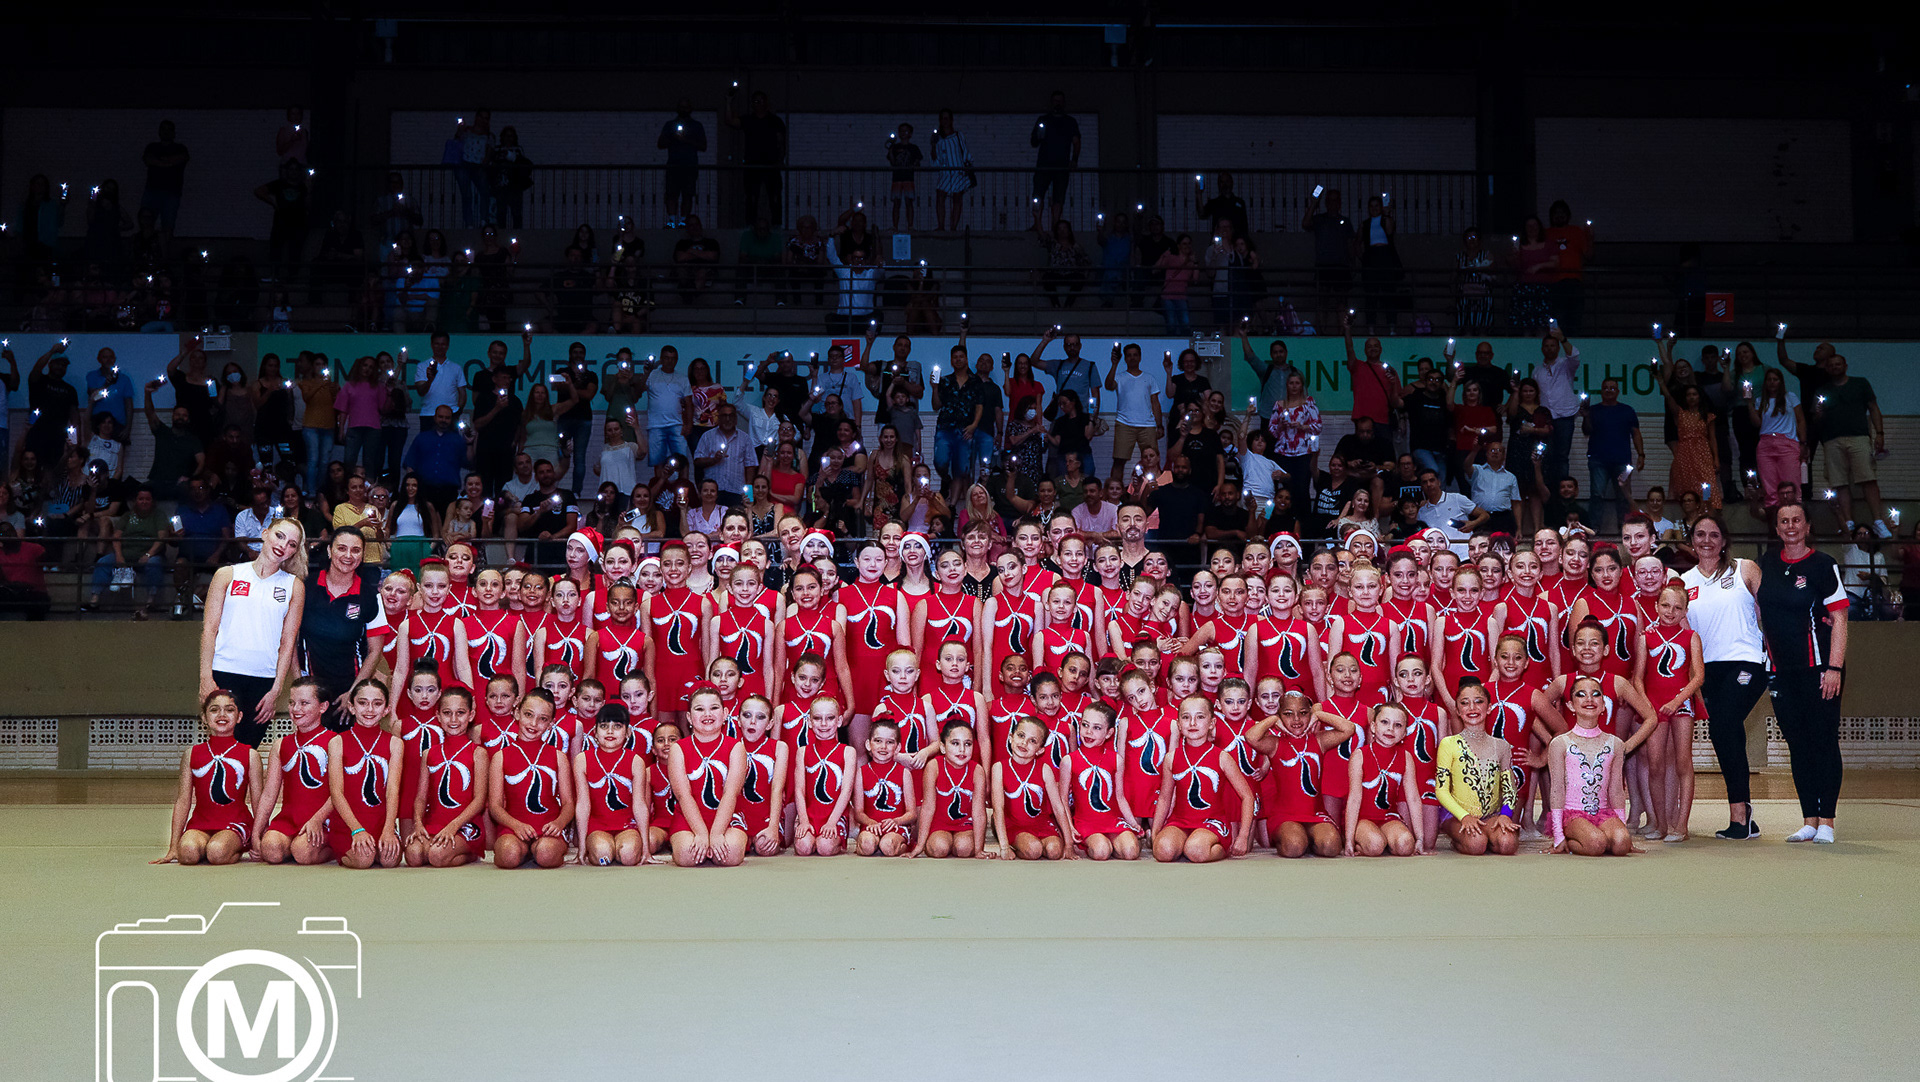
[199,517,309,748]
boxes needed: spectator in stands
[1400,361,1451,484]
[1154,235,1197,334]
[172,475,234,618]
[1356,194,1403,334]
[1543,200,1593,332]
[454,111,497,228]
[402,405,471,512]
[878,122,925,232]
[1745,367,1804,508]
[86,346,133,435]
[487,126,534,228]
[280,484,328,541]
[276,106,308,165]
[1236,325,1300,420]
[1468,440,1522,535]
[1339,314,1400,432]
[1105,341,1160,481]
[1510,215,1554,334]
[141,386,203,502]
[543,246,601,332]
[781,215,831,307]
[310,210,366,306]
[1029,91,1080,233]
[1533,323,1583,485]
[931,346,986,498]
[864,332,926,412]
[1038,219,1092,307]
[735,216,783,304]
[15,175,65,266]
[233,483,276,555]
[385,475,440,571]
[1455,227,1494,331]
[411,333,466,431]
[1197,173,1249,240]
[1307,456,1364,540]
[0,523,51,620]
[1026,328,1097,421]
[659,98,707,229]
[86,485,168,616]
[929,109,973,233]
[671,217,721,304]
[254,160,310,281]
[1416,467,1484,545]
[82,180,132,270]
[139,120,190,236]
[1581,376,1642,533]
[1147,455,1207,550]
[330,474,384,564]
[25,344,81,471]
[724,89,787,225]
[1267,370,1320,513]
[1093,211,1135,308]
[822,218,881,333]
[1133,215,1172,307]
[1303,188,1355,333]
[1807,353,1891,537]
[1839,524,1890,620]
[636,346,694,466]
[373,172,419,246]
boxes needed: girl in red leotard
[327,678,404,869]
[1247,573,1324,701]
[254,678,333,865]
[587,583,647,703]
[987,550,1043,680]
[1118,668,1175,829]
[991,716,1076,861]
[405,686,485,867]
[1342,702,1423,857]
[712,564,777,700]
[841,540,911,728]
[1035,582,1093,675]
[488,689,574,869]
[644,542,713,726]
[1067,702,1140,861]
[665,686,749,867]
[392,662,443,840]
[1327,563,1393,703]
[1498,549,1560,688]
[1248,689,1353,858]
[873,648,937,768]
[1314,652,1371,824]
[793,695,856,857]
[915,548,984,680]
[853,718,919,857]
[1428,566,1498,711]
[157,689,260,866]
[399,560,473,691]
[1635,583,1704,843]
[911,720,988,858]
[572,706,649,867]
[532,577,590,685]
[733,694,787,858]
[1391,654,1448,853]
[1184,574,1256,679]
[1486,634,1565,836]
[1151,695,1254,863]
[461,569,521,693]
[1568,543,1637,682]
[646,719,682,857]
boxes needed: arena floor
[10,771,1919,1081]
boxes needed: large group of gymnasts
[159,495,1849,870]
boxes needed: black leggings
[1701,660,1769,806]
[1769,668,1845,819]
[213,670,278,748]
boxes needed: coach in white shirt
[200,518,308,747]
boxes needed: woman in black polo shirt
[1755,502,1849,844]
[297,526,383,731]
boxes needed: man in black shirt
[1149,456,1209,543]
[140,119,191,234]
[1174,422,1225,496]
[1334,415,1395,482]
[1455,339,1512,414]
[972,353,1003,462]
[544,246,599,333]
[1403,366,1453,484]
[724,89,788,225]
[514,460,579,566]
[761,352,812,423]
[1202,479,1252,542]
[1029,90,1081,232]
[1198,172,1249,242]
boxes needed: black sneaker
[1714,820,1759,840]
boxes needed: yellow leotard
[1432,733,1514,820]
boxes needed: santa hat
[568,527,605,563]
[712,545,742,563]
[802,528,835,552]
[637,553,663,570]
[1268,532,1300,556]
[900,532,933,558]
[1419,527,1450,546]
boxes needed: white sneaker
[1873,519,1894,539]
[1786,825,1818,842]
[1814,825,1836,844]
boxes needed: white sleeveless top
[210,561,297,678]
[1680,559,1765,665]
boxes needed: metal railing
[391,163,1481,235]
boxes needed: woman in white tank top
[1677,514,1769,840]
[201,517,310,748]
